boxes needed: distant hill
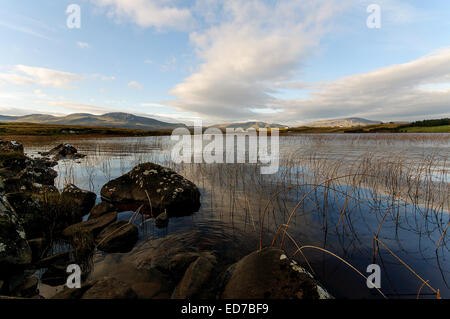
[0,112,186,130]
[210,121,288,130]
[306,117,382,128]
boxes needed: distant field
[0,121,448,138]
[287,122,450,134]
[402,125,450,133]
[0,122,173,137]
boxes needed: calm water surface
[22,133,450,299]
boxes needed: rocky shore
[0,139,332,299]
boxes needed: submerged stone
[62,212,117,238]
[81,277,137,299]
[41,143,86,161]
[96,220,138,253]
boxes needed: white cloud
[33,89,47,98]
[0,65,83,88]
[91,74,116,81]
[44,100,115,114]
[169,0,348,121]
[128,81,143,90]
[77,41,90,49]
[273,48,450,124]
[92,0,195,31]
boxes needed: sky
[0,0,449,126]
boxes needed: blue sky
[0,0,449,125]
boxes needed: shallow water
[22,133,450,299]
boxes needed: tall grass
[24,133,449,298]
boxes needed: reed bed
[34,133,449,298]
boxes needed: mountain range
[209,121,288,130]
[305,117,382,128]
[0,112,186,130]
[0,113,386,130]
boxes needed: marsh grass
[41,133,448,298]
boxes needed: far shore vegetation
[0,118,448,138]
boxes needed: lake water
[22,133,450,299]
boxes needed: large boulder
[0,140,57,194]
[96,221,138,253]
[221,248,332,299]
[16,158,57,187]
[6,186,82,239]
[171,255,216,299]
[6,192,47,239]
[0,152,29,175]
[100,163,200,216]
[61,184,96,219]
[0,196,32,274]
[0,140,24,154]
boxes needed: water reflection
[23,134,449,299]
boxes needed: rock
[221,248,332,299]
[62,212,117,238]
[51,282,93,299]
[51,280,98,299]
[88,202,116,220]
[168,252,203,280]
[100,163,200,216]
[17,161,57,186]
[0,152,29,174]
[131,281,165,299]
[35,157,58,168]
[0,140,24,154]
[6,187,90,239]
[171,256,215,299]
[11,276,38,298]
[155,210,169,228]
[41,144,86,161]
[0,141,57,194]
[0,196,32,273]
[37,251,72,268]
[96,221,138,253]
[81,277,137,299]
[41,264,68,286]
[61,184,96,218]
[27,238,47,262]
[6,192,51,239]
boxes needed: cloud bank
[93,0,194,31]
[0,65,83,88]
[274,48,450,124]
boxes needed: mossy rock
[101,162,200,216]
[0,197,32,273]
